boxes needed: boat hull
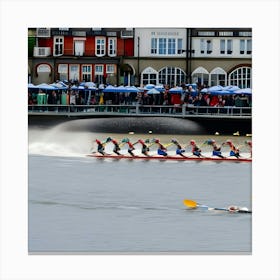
[87,153,252,162]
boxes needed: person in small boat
[106,137,121,155]
[222,139,240,158]
[138,139,150,156]
[205,139,224,158]
[227,205,250,213]
[189,140,203,157]
[95,139,106,155]
[154,139,168,156]
[171,138,186,157]
[122,138,136,156]
[245,140,252,157]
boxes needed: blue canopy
[169,87,184,94]
[147,88,160,95]
[36,83,58,90]
[234,88,252,95]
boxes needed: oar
[183,199,252,213]
[183,199,211,210]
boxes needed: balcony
[36,28,51,37]
[33,47,51,57]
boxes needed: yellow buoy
[129,131,134,135]
[233,131,240,136]
[215,132,219,135]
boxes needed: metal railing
[28,104,252,118]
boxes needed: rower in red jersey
[154,139,168,156]
[95,139,106,155]
[106,137,121,155]
[245,140,252,157]
[122,138,136,156]
[222,139,240,158]
[189,140,203,157]
[138,139,151,156]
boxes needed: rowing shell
[87,153,252,162]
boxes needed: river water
[28,118,252,254]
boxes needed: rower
[227,205,250,213]
[122,138,136,156]
[107,137,121,155]
[138,139,150,156]
[245,140,252,157]
[154,139,168,156]
[95,139,106,155]
[189,140,203,157]
[171,138,186,157]
[205,139,224,158]
[222,139,240,158]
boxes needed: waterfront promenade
[28,104,252,120]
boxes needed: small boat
[183,199,252,214]
[87,153,252,162]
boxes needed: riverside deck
[28,104,252,120]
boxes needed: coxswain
[154,139,168,156]
[171,139,186,157]
[245,140,252,157]
[95,139,106,155]
[189,140,203,157]
[227,206,251,213]
[122,138,136,156]
[138,139,150,156]
[107,137,121,155]
[205,139,224,158]
[222,139,240,158]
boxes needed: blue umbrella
[209,90,232,95]
[125,86,140,93]
[147,88,160,95]
[28,83,38,89]
[144,84,155,90]
[234,88,252,95]
[37,83,57,90]
[103,85,118,92]
[169,87,184,94]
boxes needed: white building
[124,28,252,88]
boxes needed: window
[227,39,232,54]
[141,67,158,85]
[207,40,212,54]
[219,31,233,36]
[95,65,104,75]
[108,38,116,56]
[229,67,251,88]
[210,67,227,86]
[177,39,183,54]
[220,39,232,54]
[151,38,157,54]
[247,39,252,54]
[106,64,116,74]
[240,40,245,54]
[82,65,92,82]
[191,67,209,86]
[69,64,80,81]
[158,67,186,87]
[220,40,225,54]
[198,31,215,36]
[159,38,166,54]
[200,39,212,54]
[95,37,105,56]
[74,40,84,56]
[58,64,68,81]
[240,39,252,55]
[53,36,63,56]
[151,38,184,56]
[168,38,176,54]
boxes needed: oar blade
[183,199,197,208]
